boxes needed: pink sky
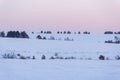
[0,0,120,32]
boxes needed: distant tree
[32,32,34,34]
[117,32,120,34]
[74,32,76,34]
[64,31,66,34]
[15,31,20,38]
[67,31,71,34]
[6,31,21,38]
[41,31,43,34]
[6,31,14,38]
[83,31,90,34]
[78,31,81,34]
[20,31,29,38]
[57,31,60,34]
[104,31,113,34]
[114,32,117,34]
[0,31,5,37]
[88,32,90,34]
[44,31,47,34]
[47,31,52,34]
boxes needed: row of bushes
[105,40,120,44]
[104,31,120,34]
[36,35,74,41]
[2,53,45,60]
[2,53,120,60]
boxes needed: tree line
[0,31,29,38]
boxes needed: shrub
[36,35,42,39]
[115,55,120,60]
[49,36,55,40]
[59,57,64,59]
[43,36,46,40]
[99,55,105,60]
[17,54,21,56]
[65,56,76,60]
[32,56,35,59]
[20,56,26,59]
[2,53,17,59]
[87,57,92,60]
[54,53,58,57]
[41,55,46,60]
[50,56,55,59]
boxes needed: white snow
[0,33,120,80]
[0,60,120,80]
[0,34,119,60]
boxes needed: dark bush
[43,36,46,40]
[41,55,46,60]
[50,56,55,59]
[115,55,120,60]
[20,56,26,59]
[54,53,58,57]
[67,31,71,34]
[36,35,42,39]
[99,55,105,60]
[17,54,21,56]
[32,56,35,59]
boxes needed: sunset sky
[0,0,120,32]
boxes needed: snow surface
[0,33,120,80]
[0,60,120,80]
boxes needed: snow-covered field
[0,33,120,80]
[0,34,119,60]
[0,60,120,80]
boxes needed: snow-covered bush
[2,53,17,59]
[49,36,55,40]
